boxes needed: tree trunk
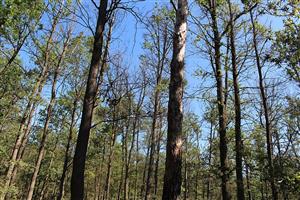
[124,87,145,200]
[209,1,231,199]
[26,62,61,200]
[162,0,188,199]
[57,98,78,200]
[26,27,70,199]
[228,1,245,199]
[250,10,278,200]
[1,13,60,200]
[145,85,160,200]
[71,0,108,199]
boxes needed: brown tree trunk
[228,1,245,199]
[250,10,278,200]
[162,0,188,199]
[209,1,230,199]
[70,0,108,199]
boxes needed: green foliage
[0,0,44,36]
[273,19,300,84]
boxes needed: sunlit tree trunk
[162,0,188,199]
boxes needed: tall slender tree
[227,0,245,199]
[209,1,231,198]
[71,0,108,199]
[250,9,278,200]
[162,0,188,199]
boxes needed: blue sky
[18,0,295,144]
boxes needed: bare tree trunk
[93,135,107,200]
[9,101,37,188]
[71,0,108,199]
[162,0,188,199]
[124,117,137,200]
[250,10,278,200]
[228,1,245,199]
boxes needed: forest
[0,0,299,199]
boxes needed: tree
[70,0,109,199]
[143,7,172,200]
[250,8,278,200]
[227,0,245,199]
[273,20,300,86]
[162,0,188,199]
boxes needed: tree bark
[250,10,278,200]
[209,1,230,199]
[162,0,188,199]
[228,1,245,199]
[70,0,108,199]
